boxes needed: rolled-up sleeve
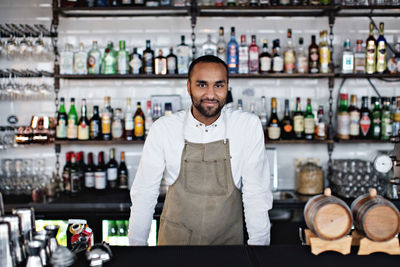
[128,119,166,246]
[241,116,273,245]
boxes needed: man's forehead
[191,62,228,80]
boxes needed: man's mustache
[200,99,220,103]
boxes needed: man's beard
[189,88,226,118]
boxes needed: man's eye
[215,84,225,88]
[198,84,207,88]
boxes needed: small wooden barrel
[304,188,353,240]
[351,188,400,242]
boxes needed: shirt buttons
[205,129,208,133]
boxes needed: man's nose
[204,85,216,99]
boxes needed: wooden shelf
[337,73,400,79]
[55,139,144,145]
[57,6,190,17]
[265,139,333,144]
[334,138,392,144]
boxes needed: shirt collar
[187,106,225,129]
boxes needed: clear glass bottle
[60,43,74,75]
[124,97,134,141]
[177,35,190,74]
[154,49,167,75]
[87,40,101,74]
[201,34,217,56]
[315,106,327,140]
[112,108,124,140]
[296,37,308,74]
[284,29,296,74]
[238,34,249,74]
[259,96,268,133]
[74,42,87,74]
[217,27,226,62]
[145,100,153,137]
[117,40,129,75]
[319,30,330,73]
[354,40,366,74]
[341,39,354,74]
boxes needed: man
[128,55,272,246]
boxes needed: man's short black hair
[188,55,229,81]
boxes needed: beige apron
[158,111,243,245]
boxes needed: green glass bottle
[304,98,315,140]
[371,97,381,139]
[103,41,117,75]
[337,93,350,140]
[293,97,304,139]
[117,40,129,75]
[56,97,68,139]
[381,97,392,140]
[67,97,78,140]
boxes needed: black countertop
[73,245,400,267]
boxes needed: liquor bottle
[342,39,354,74]
[304,98,315,140]
[296,37,308,74]
[121,0,133,4]
[319,30,330,73]
[239,34,249,74]
[90,105,101,140]
[354,40,366,74]
[272,39,283,73]
[129,47,142,74]
[392,96,400,137]
[110,0,119,5]
[337,93,350,140]
[315,106,327,140]
[371,97,381,139]
[95,151,107,190]
[249,35,259,74]
[63,152,72,194]
[359,96,372,139]
[96,0,108,6]
[227,27,239,74]
[349,95,360,139]
[293,97,304,139]
[67,98,78,140]
[308,35,319,74]
[74,42,87,74]
[166,47,178,74]
[217,27,226,62]
[134,102,145,140]
[78,98,90,140]
[381,97,392,140]
[87,40,101,74]
[102,96,112,140]
[387,42,400,74]
[177,35,190,74]
[85,152,96,190]
[201,34,217,56]
[164,103,173,115]
[249,0,258,4]
[107,148,119,189]
[69,153,80,197]
[134,0,145,5]
[280,0,290,4]
[267,97,281,140]
[259,39,272,73]
[103,41,117,75]
[145,100,153,137]
[376,22,387,74]
[60,44,74,75]
[237,99,243,110]
[56,97,68,139]
[160,0,171,5]
[143,40,155,74]
[118,40,129,75]
[284,29,296,74]
[250,103,256,113]
[215,0,224,5]
[112,108,124,139]
[366,22,377,74]
[239,0,249,5]
[152,103,162,121]
[259,96,268,133]
[118,151,129,189]
[146,0,160,6]
[124,98,134,141]
[76,151,85,192]
[227,0,236,5]
[270,0,278,5]
[281,99,294,140]
[154,49,167,75]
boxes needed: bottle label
[87,53,100,74]
[67,119,77,139]
[130,56,142,74]
[63,171,70,192]
[309,49,319,73]
[217,46,226,62]
[268,126,281,140]
[78,123,89,140]
[304,118,315,134]
[284,51,295,73]
[118,53,128,74]
[319,46,330,73]
[85,172,95,188]
[56,119,67,138]
[272,56,283,72]
[104,54,117,74]
[144,53,153,74]
[177,46,190,74]
[134,116,144,137]
[360,114,371,136]
[119,174,128,188]
[249,51,259,73]
[337,112,350,137]
[238,47,249,74]
[60,53,73,74]
[382,117,392,137]
[145,117,153,135]
[293,115,304,132]
[354,56,366,73]
[155,59,166,75]
[102,114,111,134]
[349,111,360,136]
[317,122,326,138]
[342,54,354,72]
[227,44,238,69]
[74,54,87,74]
[107,168,118,181]
[366,40,376,73]
[283,124,293,133]
[376,41,387,72]
[112,121,123,139]
[394,112,400,122]
[260,57,271,72]
[90,120,101,138]
[70,173,80,193]
[95,172,106,190]
[125,118,134,131]
[167,57,176,73]
[296,56,308,73]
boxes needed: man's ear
[187,80,191,96]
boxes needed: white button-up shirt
[128,106,273,246]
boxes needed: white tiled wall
[0,0,398,190]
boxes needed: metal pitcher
[44,224,59,256]
[12,207,35,244]
[0,215,25,263]
[33,231,49,266]
[26,240,43,267]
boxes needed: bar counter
[74,245,400,267]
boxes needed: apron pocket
[183,159,228,196]
[158,218,192,246]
